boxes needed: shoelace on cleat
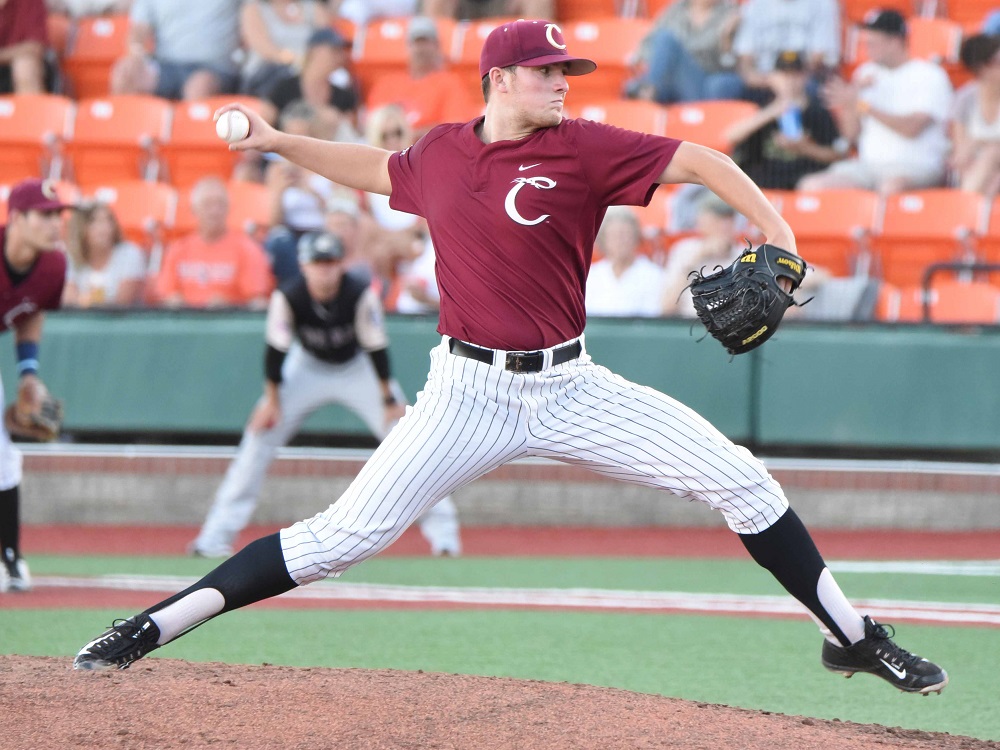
[869,621,920,667]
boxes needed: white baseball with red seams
[215,110,250,143]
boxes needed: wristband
[16,341,39,377]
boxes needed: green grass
[4,554,999,741]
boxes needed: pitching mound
[4,655,996,749]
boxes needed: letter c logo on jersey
[504,175,556,226]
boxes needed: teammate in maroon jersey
[0,179,68,593]
[74,20,947,695]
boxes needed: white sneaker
[5,556,31,592]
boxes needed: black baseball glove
[687,242,808,356]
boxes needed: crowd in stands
[2,1,1000,324]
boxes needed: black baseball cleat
[821,616,948,694]
[2,554,31,592]
[73,614,161,671]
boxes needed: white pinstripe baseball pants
[280,335,789,584]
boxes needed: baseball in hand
[216,110,251,143]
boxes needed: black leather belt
[448,338,582,373]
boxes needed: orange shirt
[155,230,274,307]
[366,68,481,133]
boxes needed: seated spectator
[154,177,274,308]
[725,50,842,190]
[624,0,744,105]
[62,200,147,308]
[111,0,242,101]
[799,10,953,194]
[364,16,478,137]
[660,193,745,318]
[262,100,359,285]
[46,0,131,16]
[421,0,552,20]
[336,0,417,26]
[361,104,429,297]
[732,0,840,99]
[0,0,50,94]
[949,34,1000,197]
[240,0,332,100]
[586,206,665,318]
[262,26,361,140]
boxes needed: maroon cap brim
[512,54,597,76]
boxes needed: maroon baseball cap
[7,178,70,214]
[479,20,597,79]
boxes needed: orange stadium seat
[940,0,998,31]
[872,190,987,287]
[85,180,177,250]
[846,17,962,65]
[573,98,667,135]
[161,96,269,187]
[451,17,519,102]
[983,197,1000,265]
[928,280,1000,324]
[840,0,915,25]
[662,99,758,154]
[64,95,172,186]
[558,18,651,104]
[555,0,621,22]
[352,16,459,95]
[775,190,881,277]
[0,94,74,183]
[62,14,131,100]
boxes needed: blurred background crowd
[2,0,999,323]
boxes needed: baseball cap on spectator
[307,27,351,49]
[298,231,345,264]
[862,9,907,37]
[7,178,70,214]
[773,50,806,72]
[479,19,597,78]
[408,16,438,42]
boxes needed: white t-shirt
[855,58,953,171]
[586,255,666,317]
[68,242,147,305]
[732,0,841,71]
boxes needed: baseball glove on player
[4,377,63,442]
[687,242,808,356]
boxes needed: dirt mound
[3,655,996,750]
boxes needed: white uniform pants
[0,373,24,491]
[194,344,460,556]
[281,336,787,584]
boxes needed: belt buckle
[505,351,538,372]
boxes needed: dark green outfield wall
[5,311,998,452]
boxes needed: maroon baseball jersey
[0,227,66,334]
[388,117,680,350]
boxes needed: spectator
[725,50,842,190]
[660,193,745,318]
[949,33,1000,197]
[361,104,429,303]
[46,0,130,16]
[154,177,274,308]
[364,16,478,136]
[421,0,553,20]
[111,0,242,100]
[240,0,332,100]
[0,0,50,94]
[263,26,361,139]
[62,201,147,308]
[261,100,360,286]
[624,0,744,104]
[586,206,665,318]
[984,11,1000,36]
[799,10,953,194]
[732,0,840,98]
[335,0,417,25]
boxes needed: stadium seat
[64,95,172,186]
[352,16,459,95]
[775,190,881,277]
[84,180,177,250]
[558,18,651,104]
[872,189,987,287]
[846,17,962,65]
[940,0,998,31]
[840,0,915,25]
[574,99,667,135]
[0,94,74,182]
[62,14,131,100]
[161,96,269,187]
[983,196,1000,265]
[928,280,1000,324]
[662,100,758,154]
[451,17,519,102]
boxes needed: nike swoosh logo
[518,163,542,171]
[880,659,907,679]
